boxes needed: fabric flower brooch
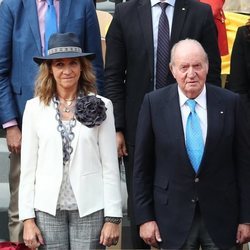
[75,95,107,128]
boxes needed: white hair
[170,39,208,66]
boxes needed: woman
[227,19,250,119]
[19,32,122,249]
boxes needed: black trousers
[178,205,242,250]
[123,144,150,249]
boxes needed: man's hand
[6,125,21,154]
[140,221,162,248]
[116,132,128,158]
[236,224,250,244]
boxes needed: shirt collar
[151,0,175,8]
[178,85,207,110]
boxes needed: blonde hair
[34,57,97,105]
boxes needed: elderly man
[105,1,221,247]
[133,39,250,249]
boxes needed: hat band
[48,46,82,55]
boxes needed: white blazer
[19,95,122,220]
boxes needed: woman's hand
[99,222,120,247]
[23,218,44,249]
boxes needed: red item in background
[200,0,229,56]
[0,242,29,250]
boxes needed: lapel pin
[182,7,186,10]
[220,111,224,114]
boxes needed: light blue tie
[186,99,204,173]
[45,0,57,55]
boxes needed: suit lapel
[137,0,154,76]
[59,0,71,31]
[164,85,187,153]
[170,0,188,46]
[198,86,225,173]
[23,0,41,54]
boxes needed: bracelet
[105,217,122,224]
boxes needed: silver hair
[170,39,209,66]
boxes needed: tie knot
[186,99,196,113]
[47,0,54,6]
[159,2,168,10]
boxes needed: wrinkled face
[51,57,81,92]
[170,43,209,99]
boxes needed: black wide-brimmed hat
[33,32,96,65]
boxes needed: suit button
[194,178,199,183]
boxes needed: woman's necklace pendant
[63,107,70,113]
[65,100,73,106]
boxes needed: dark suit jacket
[133,84,250,249]
[227,25,250,120]
[0,0,104,126]
[104,0,221,145]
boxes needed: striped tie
[156,2,170,89]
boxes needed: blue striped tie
[156,2,170,89]
[45,0,57,55]
[186,99,204,173]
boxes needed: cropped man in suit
[104,0,221,247]
[133,39,250,249]
[227,20,250,121]
[0,0,103,242]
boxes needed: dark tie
[185,99,204,173]
[156,2,170,89]
[45,0,57,55]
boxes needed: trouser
[36,209,105,250]
[8,153,23,242]
[179,205,241,250]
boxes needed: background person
[227,19,250,121]
[200,0,228,56]
[18,32,122,249]
[0,0,103,242]
[133,39,250,249]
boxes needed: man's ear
[169,63,176,78]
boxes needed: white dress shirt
[178,86,208,144]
